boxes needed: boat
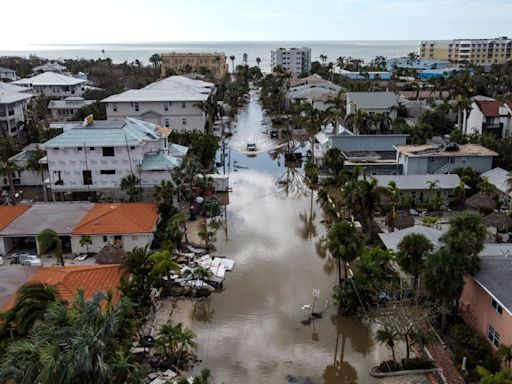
[246,143,257,152]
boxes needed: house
[346,92,399,122]
[396,143,498,175]
[32,62,67,74]
[289,73,332,88]
[370,174,464,204]
[4,143,48,191]
[286,83,342,111]
[460,244,512,348]
[319,134,408,175]
[386,57,450,71]
[160,52,229,78]
[339,69,392,81]
[13,72,86,98]
[102,76,214,132]
[481,167,511,205]
[0,84,33,137]
[48,97,95,121]
[0,203,92,256]
[1,264,125,312]
[0,67,17,82]
[379,225,445,252]
[41,116,186,201]
[466,99,512,138]
[0,205,31,255]
[271,47,311,74]
[71,202,159,253]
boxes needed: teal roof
[140,153,182,171]
[43,117,164,148]
[169,143,188,157]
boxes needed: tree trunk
[441,297,447,331]
[391,346,396,363]
[7,173,15,202]
[405,334,410,360]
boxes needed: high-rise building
[420,37,512,65]
[271,47,312,74]
[160,52,229,78]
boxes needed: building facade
[48,97,95,121]
[160,52,228,78]
[271,48,312,74]
[466,100,512,138]
[420,37,512,65]
[13,72,86,98]
[0,67,17,82]
[0,89,33,137]
[386,57,450,71]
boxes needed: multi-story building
[13,72,86,98]
[0,67,17,82]
[41,116,187,201]
[466,99,512,138]
[271,47,312,74]
[386,57,450,71]
[0,86,33,137]
[102,76,214,132]
[420,37,512,65]
[48,97,95,121]
[160,52,229,78]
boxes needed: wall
[466,104,485,135]
[460,276,512,347]
[0,99,29,136]
[70,233,154,254]
[31,84,84,98]
[0,237,14,256]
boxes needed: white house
[32,62,67,74]
[0,67,17,82]
[13,72,86,98]
[466,99,512,138]
[346,92,399,121]
[5,143,48,187]
[286,83,342,111]
[102,75,215,132]
[48,97,95,121]
[481,167,512,206]
[0,85,33,137]
[41,116,187,201]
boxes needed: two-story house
[0,67,17,82]
[13,72,86,98]
[102,76,215,132]
[346,92,399,133]
[41,116,187,201]
[0,85,33,137]
[396,143,498,175]
[48,97,95,121]
[466,99,512,138]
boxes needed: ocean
[0,41,419,73]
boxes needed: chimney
[82,114,94,126]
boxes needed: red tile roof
[2,265,124,311]
[475,100,512,117]
[0,205,31,231]
[72,203,159,235]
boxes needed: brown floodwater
[183,92,386,383]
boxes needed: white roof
[371,174,463,190]
[0,90,33,104]
[481,167,509,195]
[379,225,446,252]
[0,82,32,93]
[144,75,215,91]
[13,72,86,86]
[0,66,15,73]
[48,97,95,109]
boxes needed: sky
[1,0,511,48]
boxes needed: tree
[324,147,344,180]
[37,228,64,267]
[256,57,261,67]
[154,180,177,224]
[193,368,212,384]
[356,177,381,239]
[396,233,434,293]
[345,108,370,134]
[384,180,400,232]
[122,246,153,309]
[497,344,512,375]
[327,220,364,287]
[229,55,235,74]
[149,250,181,285]
[0,282,59,335]
[0,160,21,202]
[375,326,399,363]
[72,101,107,120]
[78,234,92,255]
[476,366,512,384]
[120,173,142,202]
[242,52,248,65]
[149,53,161,71]
[325,90,346,129]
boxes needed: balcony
[482,122,503,139]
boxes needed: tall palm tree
[345,108,370,134]
[149,250,181,283]
[319,54,328,65]
[154,179,176,223]
[175,323,196,363]
[397,233,434,293]
[299,101,323,163]
[229,55,235,74]
[325,90,347,130]
[256,57,261,67]
[375,326,399,363]
[327,220,364,286]
[37,228,63,267]
[242,52,248,65]
[385,180,400,231]
[79,234,92,254]
[357,177,381,239]
[120,173,142,202]
[452,95,472,133]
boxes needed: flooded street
[183,92,386,383]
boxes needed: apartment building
[271,47,312,74]
[420,37,512,65]
[103,75,214,132]
[0,84,33,137]
[160,52,229,78]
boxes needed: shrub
[401,357,435,370]
[377,360,401,372]
[304,162,319,184]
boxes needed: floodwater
[182,92,387,383]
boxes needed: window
[134,103,139,111]
[181,102,186,108]
[82,170,92,185]
[103,236,108,242]
[100,170,116,175]
[491,298,503,315]
[112,103,117,112]
[77,147,82,151]
[164,103,169,111]
[165,119,170,128]
[182,118,187,125]
[102,147,115,157]
[130,146,136,150]
[89,147,95,150]
[488,325,500,347]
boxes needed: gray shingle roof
[379,225,445,252]
[481,167,509,195]
[371,174,462,190]
[347,91,398,109]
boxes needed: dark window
[134,103,139,111]
[103,236,108,242]
[77,147,82,151]
[130,146,136,150]
[100,170,116,175]
[89,147,95,150]
[102,147,115,157]
[82,170,92,185]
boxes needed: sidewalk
[428,341,464,384]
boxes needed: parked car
[19,254,42,267]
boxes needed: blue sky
[1,0,511,47]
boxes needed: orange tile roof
[0,205,31,231]
[72,203,159,235]
[2,265,124,312]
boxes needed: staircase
[434,163,453,174]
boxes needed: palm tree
[325,90,347,129]
[193,368,212,384]
[256,57,261,67]
[149,250,181,283]
[149,53,162,72]
[453,95,472,133]
[345,108,370,134]
[0,282,59,335]
[407,51,419,65]
[0,160,21,202]
[120,173,142,202]
[375,326,399,363]
[497,344,512,377]
[397,233,434,293]
[79,234,92,254]
[357,177,381,239]
[327,220,364,286]
[154,179,176,223]
[37,228,64,267]
[229,55,235,74]
[156,321,179,360]
[319,54,328,65]
[242,52,248,65]
[384,180,400,231]
[175,323,196,363]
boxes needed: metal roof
[168,143,189,157]
[481,167,509,195]
[371,174,463,190]
[0,90,33,104]
[139,153,182,171]
[0,82,32,93]
[102,88,209,103]
[378,225,446,252]
[347,91,398,109]
[13,72,86,86]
